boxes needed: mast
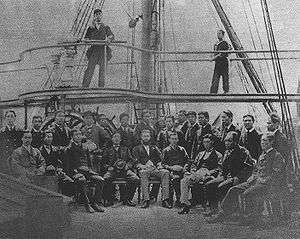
[140,0,154,92]
[211,0,273,113]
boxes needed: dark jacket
[191,149,222,172]
[253,148,286,187]
[239,127,262,160]
[214,124,240,154]
[273,129,292,160]
[31,128,44,149]
[132,144,162,167]
[184,123,200,158]
[191,123,213,158]
[161,145,190,167]
[85,24,114,60]
[134,121,157,145]
[63,142,89,177]
[81,124,111,149]
[221,145,254,182]
[50,124,70,147]
[115,126,135,149]
[102,145,134,171]
[157,128,184,150]
[0,126,23,174]
[40,145,62,168]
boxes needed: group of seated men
[0,108,293,225]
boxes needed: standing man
[210,30,232,94]
[31,115,44,149]
[10,131,45,183]
[116,112,135,150]
[184,111,200,159]
[132,130,172,209]
[176,110,189,134]
[239,114,262,161]
[134,110,157,145]
[0,110,23,174]
[81,111,111,149]
[50,111,71,148]
[82,9,115,88]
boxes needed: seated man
[63,129,105,213]
[40,131,74,196]
[208,133,286,224]
[102,132,139,207]
[178,134,222,214]
[11,131,45,184]
[132,129,172,209]
[162,132,190,207]
[204,131,254,218]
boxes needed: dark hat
[186,111,196,117]
[223,110,233,118]
[119,112,129,121]
[94,9,102,14]
[269,112,281,124]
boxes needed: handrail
[0,40,299,66]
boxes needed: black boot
[162,200,172,209]
[91,203,105,212]
[85,204,95,213]
[141,200,150,209]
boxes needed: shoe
[141,200,150,209]
[85,204,95,213]
[91,203,105,212]
[178,205,190,214]
[162,200,172,209]
[206,212,226,223]
[124,200,136,207]
[104,200,114,207]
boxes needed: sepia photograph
[0,0,299,238]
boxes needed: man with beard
[239,114,262,161]
[63,129,105,213]
[31,115,44,149]
[132,130,172,209]
[208,133,285,225]
[0,110,23,174]
[205,131,254,219]
[162,132,190,207]
[102,132,139,207]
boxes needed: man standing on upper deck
[210,30,232,94]
[82,9,115,88]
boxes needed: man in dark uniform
[162,132,190,207]
[102,132,139,207]
[239,114,262,160]
[208,133,285,224]
[157,115,185,150]
[63,129,105,213]
[134,110,157,145]
[0,110,23,174]
[205,131,254,218]
[176,110,189,135]
[191,111,212,158]
[184,111,200,159]
[31,115,44,148]
[82,9,115,88]
[115,112,135,150]
[50,111,71,148]
[178,134,222,214]
[213,110,239,154]
[210,30,232,94]
[132,129,172,209]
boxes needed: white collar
[245,127,255,133]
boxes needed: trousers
[139,168,170,201]
[210,61,229,93]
